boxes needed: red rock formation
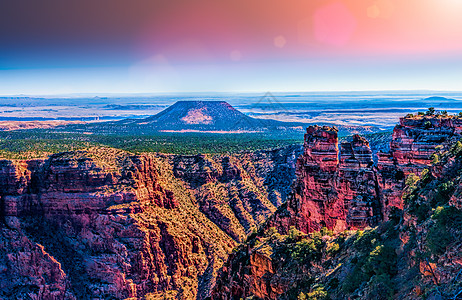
[212,115,462,300]
[285,116,462,234]
[339,135,378,228]
[377,115,462,216]
[291,126,346,232]
[271,126,380,234]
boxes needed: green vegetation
[0,129,303,158]
[426,206,462,255]
[289,237,323,264]
[297,285,328,300]
[0,132,96,159]
[412,107,459,118]
[451,141,462,156]
[426,107,436,116]
[403,173,420,201]
[342,229,398,297]
[431,180,455,207]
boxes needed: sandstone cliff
[270,126,380,235]
[271,115,462,236]
[212,141,462,300]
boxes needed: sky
[1,0,462,95]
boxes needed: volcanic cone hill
[69,101,302,134]
[62,100,383,136]
[138,100,286,131]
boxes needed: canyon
[2,113,462,299]
[0,146,300,299]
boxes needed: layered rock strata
[271,127,380,233]
[170,145,301,242]
[377,115,462,216]
[272,116,462,235]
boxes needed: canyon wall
[170,146,301,242]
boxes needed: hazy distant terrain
[1,92,462,129]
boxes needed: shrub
[420,169,432,183]
[287,226,304,243]
[403,173,420,200]
[327,242,340,256]
[426,223,452,255]
[353,230,379,252]
[426,107,435,115]
[414,203,431,223]
[451,141,462,156]
[342,263,370,293]
[343,236,398,294]
[365,245,397,276]
[388,207,403,225]
[289,237,322,263]
[367,274,395,300]
[320,226,334,237]
[432,206,462,228]
[405,173,420,188]
[265,227,282,242]
[426,206,462,255]
[306,285,328,300]
[431,181,455,207]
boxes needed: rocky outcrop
[271,115,462,235]
[377,115,462,217]
[0,224,75,300]
[270,127,380,234]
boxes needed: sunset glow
[1,0,462,94]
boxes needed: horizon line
[1,89,462,98]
